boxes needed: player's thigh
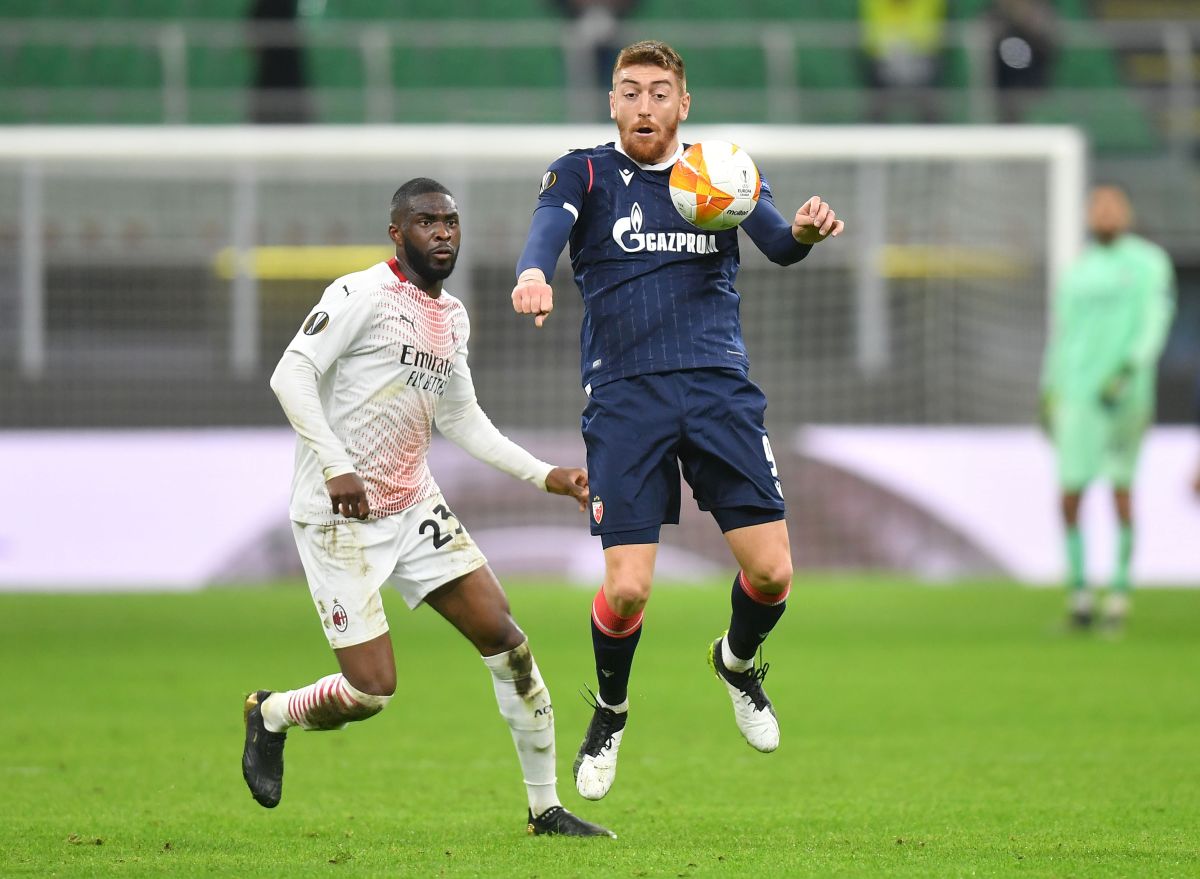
[724,519,793,592]
[1103,404,1151,488]
[387,492,489,612]
[678,369,786,515]
[335,633,397,696]
[1054,402,1106,492]
[423,564,525,656]
[291,518,399,650]
[582,374,684,536]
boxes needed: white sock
[482,641,560,816]
[597,695,629,713]
[262,673,390,732]
[722,635,754,673]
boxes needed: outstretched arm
[741,187,843,266]
[435,349,589,509]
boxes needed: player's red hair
[612,40,687,92]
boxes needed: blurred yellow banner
[214,246,393,281]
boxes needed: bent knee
[604,579,651,617]
[742,560,793,595]
[345,670,396,700]
[473,617,527,658]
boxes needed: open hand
[792,195,845,244]
[545,466,589,512]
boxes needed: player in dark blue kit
[512,40,844,800]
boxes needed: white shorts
[291,492,488,649]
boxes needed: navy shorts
[581,368,786,547]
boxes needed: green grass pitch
[2,579,1198,878]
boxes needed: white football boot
[709,634,779,753]
[573,695,627,800]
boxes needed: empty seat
[392,44,563,90]
[187,44,252,88]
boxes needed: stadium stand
[0,0,1182,151]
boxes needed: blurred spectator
[551,0,642,91]
[986,0,1059,123]
[859,0,947,123]
[249,0,311,123]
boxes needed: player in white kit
[241,178,614,838]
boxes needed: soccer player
[1040,185,1175,629]
[241,177,614,838]
[510,40,844,800]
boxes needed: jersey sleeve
[740,175,812,266]
[269,350,357,481]
[434,347,554,490]
[1126,246,1176,371]
[285,279,375,375]
[516,151,592,280]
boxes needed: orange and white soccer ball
[668,140,761,232]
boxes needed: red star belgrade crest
[332,603,348,632]
[591,496,604,524]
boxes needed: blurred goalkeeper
[241,178,613,838]
[1040,185,1175,629]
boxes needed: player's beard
[619,119,679,165]
[404,238,457,282]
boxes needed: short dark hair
[390,177,453,220]
[612,40,686,91]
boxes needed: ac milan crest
[591,496,604,524]
[331,602,348,632]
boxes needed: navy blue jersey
[518,142,810,391]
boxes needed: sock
[726,570,789,664]
[260,673,390,732]
[1066,526,1085,590]
[590,586,643,708]
[482,641,559,817]
[1114,524,1133,593]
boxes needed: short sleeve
[535,150,591,219]
[285,281,375,374]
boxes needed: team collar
[614,141,684,171]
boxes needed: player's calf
[482,640,562,818]
[261,672,393,732]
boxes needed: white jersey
[277,257,547,524]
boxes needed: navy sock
[590,586,643,706]
[726,570,788,661]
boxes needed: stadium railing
[0,18,1195,155]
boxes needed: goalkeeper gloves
[1100,364,1134,410]
[1039,392,1055,435]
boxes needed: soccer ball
[668,141,761,232]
